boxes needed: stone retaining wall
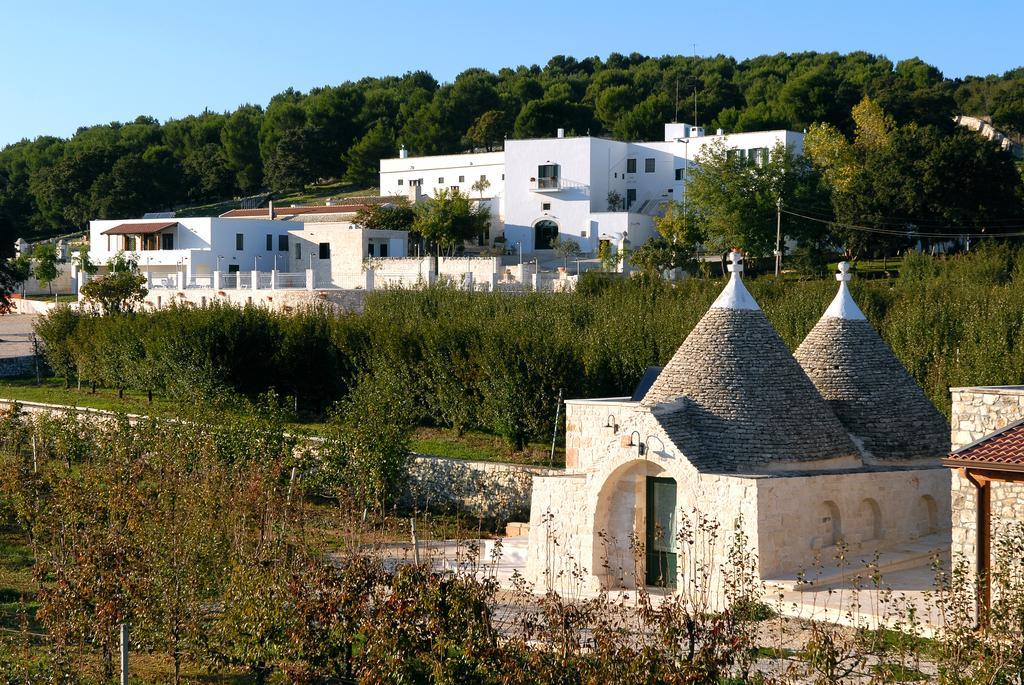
[0,398,553,524]
[406,454,560,522]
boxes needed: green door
[645,477,677,588]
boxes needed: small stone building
[943,386,1024,609]
[525,255,951,594]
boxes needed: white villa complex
[87,202,411,295]
[381,124,803,255]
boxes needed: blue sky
[1,0,1020,147]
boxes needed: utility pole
[774,197,782,277]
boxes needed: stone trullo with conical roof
[524,252,951,595]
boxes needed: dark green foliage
[31,247,1024,452]
[4,50,1023,256]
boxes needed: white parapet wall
[438,256,499,290]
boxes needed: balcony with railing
[529,176,590,193]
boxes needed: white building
[88,202,410,292]
[380,124,803,255]
[89,217,292,286]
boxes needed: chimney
[399,145,409,159]
[557,128,565,139]
[268,199,275,220]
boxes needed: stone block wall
[564,398,642,470]
[756,467,950,579]
[405,455,559,523]
[949,386,1024,568]
[525,473,591,594]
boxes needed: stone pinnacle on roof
[710,249,759,311]
[795,264,950,461]
[640,250,860,473]
[822,261,866,320]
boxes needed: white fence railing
[276,272,307,289]
[221,273,238,289]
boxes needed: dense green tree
[411,188,490,255]
[221,104,265,193]
[806,97,1024,256]
[354,202,415,231]
[31,243,59,296]
[687,141,826,257]
[263,128,314,194]
[344,123,396,186]
[80,254,148,314]
[467,110,508,151]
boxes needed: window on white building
[235,233,244,250]
[266,234,273,251]
[319,243,330,259]
[674,168,684,181]
[278,235,288,251]
[459,175,465,182]
[645,158,656,173]
[626,158,637,174]
[542,203,551,211]
[438,177,444,183]
[161,234,174,250]
[295,243,301,260]
[536,164,559,189]
[397,179,404,186]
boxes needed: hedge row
[34,245,1024,446]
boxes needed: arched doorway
[534,219,558,250]
[593,460,677,590]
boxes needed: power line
[781,203,1024,230]
[780,208,1024,239]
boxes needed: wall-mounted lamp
[629,431,646,456]
[605,415,619,433]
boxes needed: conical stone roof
[641,251,860,473]
[794,263,950,461]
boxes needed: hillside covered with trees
[1,51,1023,251]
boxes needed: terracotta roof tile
[947,421,1024,466]
[101,221,177,235]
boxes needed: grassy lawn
[174,183,378,219]
[275,181,377,205]
[827,258,900,278]
[411,426,563,468]
[22,294,78,304]
[0,376,179,417]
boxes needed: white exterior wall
[382,126,803,257]
[379,150,505,239]
[285,222,410,289]
[89,218,290,281]
[528,395,949,596]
